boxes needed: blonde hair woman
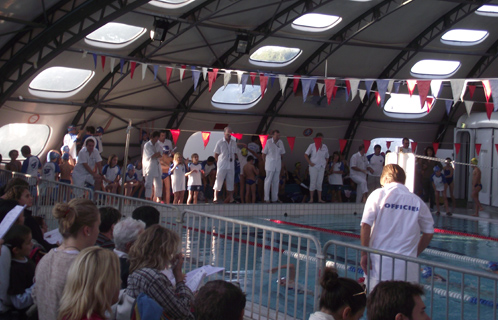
[127,225,194,320]
[33,199,101,320]
[58,247,120,320]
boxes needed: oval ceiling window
[211,84,262,110]
[410,59,460,78]
[291,13,342,32]
[149,0,194,9]
[29,66,94,99]
[0,123,50,159]
[476,5,498,17]
[383,93,434,119]
[440,29,488,46]
[249,46,302,67]
[85,22,146,49]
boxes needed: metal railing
[322,239,498,320]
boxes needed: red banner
[432,142,439,155]
[259,74,268,98]
[259,135,268,150]
[411,142,418,153]
[468,85,476,98]
[324,79,336,105]
[364,140,371,152]
[201,131,210,149]
[287,136,295,152]
[483,80,491,102]
[166,67,172,86]
[170,129,180,145]
[386,141,392,150]
[314,137,322,151]
[293,75,301,93]
[339,139,347,154]
[486,103,494,120]
[375,92,381,106]
[208,68,219,92]
[454,143,461,156]
[130,61,137,79]
[250,72,257,86]
[101,56,106,70]
[475,143,482,156]
[231,133,243,140]
[407,80,417,97]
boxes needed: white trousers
[213,168,234,192]
[145,175,162,199]
[72,172,94,197]
[350,175,368,203]
[309,166,325,191]
[264,170,280,202]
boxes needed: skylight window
[292,13,342,32]
[410,59,460,78]
[476,5,498,17]
[440,29,488,46]
[249,46,302,67]
[0,124,50,159]
[383,93,433,119]
[29,67,94,99]
[149,0,194,9]
[211,84,262,110]
[85,22,146,49]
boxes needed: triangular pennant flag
[278,74,287,96]
[101,56,106,70]
[259,135,268,150]
[376,79,389,108]
[317,83,324,96]
[411,142,418,153]
[224,70,232,88]
[339,139,347,154]
[208,69,218,92]
[241,73,249,93]
[482,80,491,102]
[287,136,295,152]
[450,79,466,104]
[467,85,476,98]
[387,80,394,94]
[179,67,185,82]
[426,97,434,113]
[170,129,180,145]
[231,133,243,140]
[250,72,257,86]
[293,76,301,94]
[490,80,498,111]
[475,143,481,156]
[454,143,461,156]
[192,70,201,91]
[460,80,468,101]
[202,67,208,81]
[201,132,210,149]
[393,81,401,93]
[120,59,124,75]
[110,58,116,73]
[417,80,431,108]
[430,80,442,98]
[166,67,172,86]
[332,86,338,98]
[364,80,374,97]
[130,62,137,79]
[92,53,97,69]
[142,64,147,80]
[309,77,317,94]
[432,142,439,155]
[364,140,371,152]
[445,100,453,115]
[212,68,219,80]
[386,141,392,150]
[345,80,351,101]
[495,144,498,154]
[153,65,159,81]
[324,79,336,105]
[236,71,244,85]
[270,74,276,87]
[486,103,494,120]
[375,92,381,106]
[358,89,366,102]
[259,74,268,98]
[349,79,360,101]
[407,80,417,97]
[464,101,473,115]
[314,137,322,152]
[301,78,311,102]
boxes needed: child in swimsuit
[243,155,259,203]
[185,153,203,204]
[431,166,451,216]
[169,152,186,204]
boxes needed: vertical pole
[119,119,132,212]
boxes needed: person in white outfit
[142,131,163,202]
[213,126,237,203]
[72,139,102,197]
[366,144,384,192]
[304,133,329,203]
[262,130,285,203]
[308,267,366,320]
[350,145,373,203]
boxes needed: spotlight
[235,34,252,54]
[150,18,169,42]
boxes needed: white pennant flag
[349,79,360,101]
[142,64,147,80]
[464,101,473,115]
[224,70,232,88]
[202,67,208,81]
[279,75,288,96]
[358,89,366,102]
[110,58,116,72]
[179,68,185,82]
[317,83,324,96]
[236,71,244,85]
[430,80,442,98]
[387,80,394,94]
[450,79,466,104]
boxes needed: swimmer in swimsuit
[471,158,483,217]
[243,155,259,203]
[268,264,314,296]
[421,266,446,283]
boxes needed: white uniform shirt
[187,163,203,186]
[142,140,162,177]
[157,139,173,154]
[124,172,138,182]
[328,161,344,185]
[247,142,260,154]
[63,133,78,159]
[361,182,434,282]
[95,135,103,153]
[350,152,369,180]
[214,138,237,170]
[42,162,61,181]
[431,173,447,192]
[135,168,144,182]
[305,143,329,168]
[262,138,285,171]
[367,153,384,177]
[21,156,41,176]
[102,165,121,182]
[73,147,102,176]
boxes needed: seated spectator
[194,280,246,320]
[96,207,121,250]
[58,247,120,320]
[127,225,194,320]
[123,164,142,198]
[102,154,121,194]
[33,199,100,320]
[309,267,366,320]
[367,281,430,320]
[131,206,159,228]
[113,218,145,289]
[5,150,22,172]
[0,178,29,198]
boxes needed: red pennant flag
[181,65,186,79]
[475,143,482,156]
[426,97,434,113]
[417,80,431,108]
[454,143,461,156]
[231,133,243,140]
[495,144,498,154]
[101,56,106,70]
[375,92,381,106]
[201,131,210,149]
[130,61,137,79]
[468,85,476,98]
[293,76,301,93]
[411,142,418,153]
[483,80,491,102]
[314,137,322,152]
[332,86,338,98]
[339,139,347,154]
[287,136,295,152]
[259,74,268,98]
[259,135,268,150]
[170,129,180,145]
[407,80,417,97]
[486,103,494,120]
[386,141,392,149]
[364,140,371,152]
[208,70,218,92]
[250,72,257,86]
[432,142,439,155]
[166,67,172,86]
[324,79,336,105]
[345,80,351,95]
